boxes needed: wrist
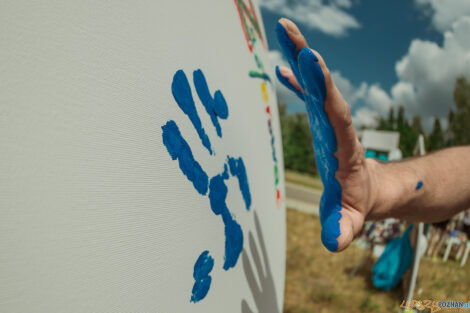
[365,157,424,221]
[364,158,404,220]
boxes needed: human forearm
[368,146,470,222]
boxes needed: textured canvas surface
[0,1,286,312]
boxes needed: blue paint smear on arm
[172,70,213,154]
[208,166,244,270]
[416,181,423,190]
[161,120,209,195]
[228,156,252,211]
[277,22,342,252]
[193,69,229,137]
[191,250,214,303]
[275,65,304,100]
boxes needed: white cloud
[415,0,470,33]
[351,107,379,128]
[259,0,360,37]
[331,71,391,127]
[390,16,470,122]
[332,16,470,130]
[365,84,392,113]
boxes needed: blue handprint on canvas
[161,69,252,303]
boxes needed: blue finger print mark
[228,156,252,211]
[172,70,213,154]
[276,23,342,252]
[191,251,214,303]
[161,69,252,302]
[193,69,229,137]
[161,120,208,195]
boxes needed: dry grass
[285,170,323,190]
[283,209,470,313]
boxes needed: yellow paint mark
[260,82,269,103]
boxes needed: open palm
[275,19,378,252]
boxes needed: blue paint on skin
[275,65,304,100]
[208,165,244,270]
[228,156,252,211]
[193,69,229,137]
[162,120,209,195]
[416,181,423,190]
[191,251,214,303]
[276,23,342,252]
[172,70,213,154]
[275,22,309,91]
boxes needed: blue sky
[259,0,470,130]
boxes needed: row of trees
[376,76,470,156]
[279,76,470,174]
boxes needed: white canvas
[0,1,286,312]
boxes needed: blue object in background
[365,150,376,159]
[377,154,388,162]
[372,225,414,291]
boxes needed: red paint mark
[234,0,267,52]
[276,189,282,208]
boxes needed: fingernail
[279,66,291,77]
[283,19,300,36]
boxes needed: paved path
[285,182,322,216]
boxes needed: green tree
[449,76,470,145]
[411,115,424,135]
[427,117,445,152]
[278,103,317,175]
[397,106,406,129]
[387,107,395,129]
[377,107,395,131]
[377,106,422,157]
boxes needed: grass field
[284,209,470,313]
[285,170,323,190]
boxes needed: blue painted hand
[275,19,375,253]
[161,69,252,302]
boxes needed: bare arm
[369,146,470,222]
[275,18,470,252]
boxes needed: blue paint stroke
[190,251,214,303]
[162,120,209,195]
[228,156,252,211]
[276,22,342,252]
[416,181,423,190]
[193,69,229,137]
[172,70,213,154]
[275,65,304,100]
[208,165,244,270]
